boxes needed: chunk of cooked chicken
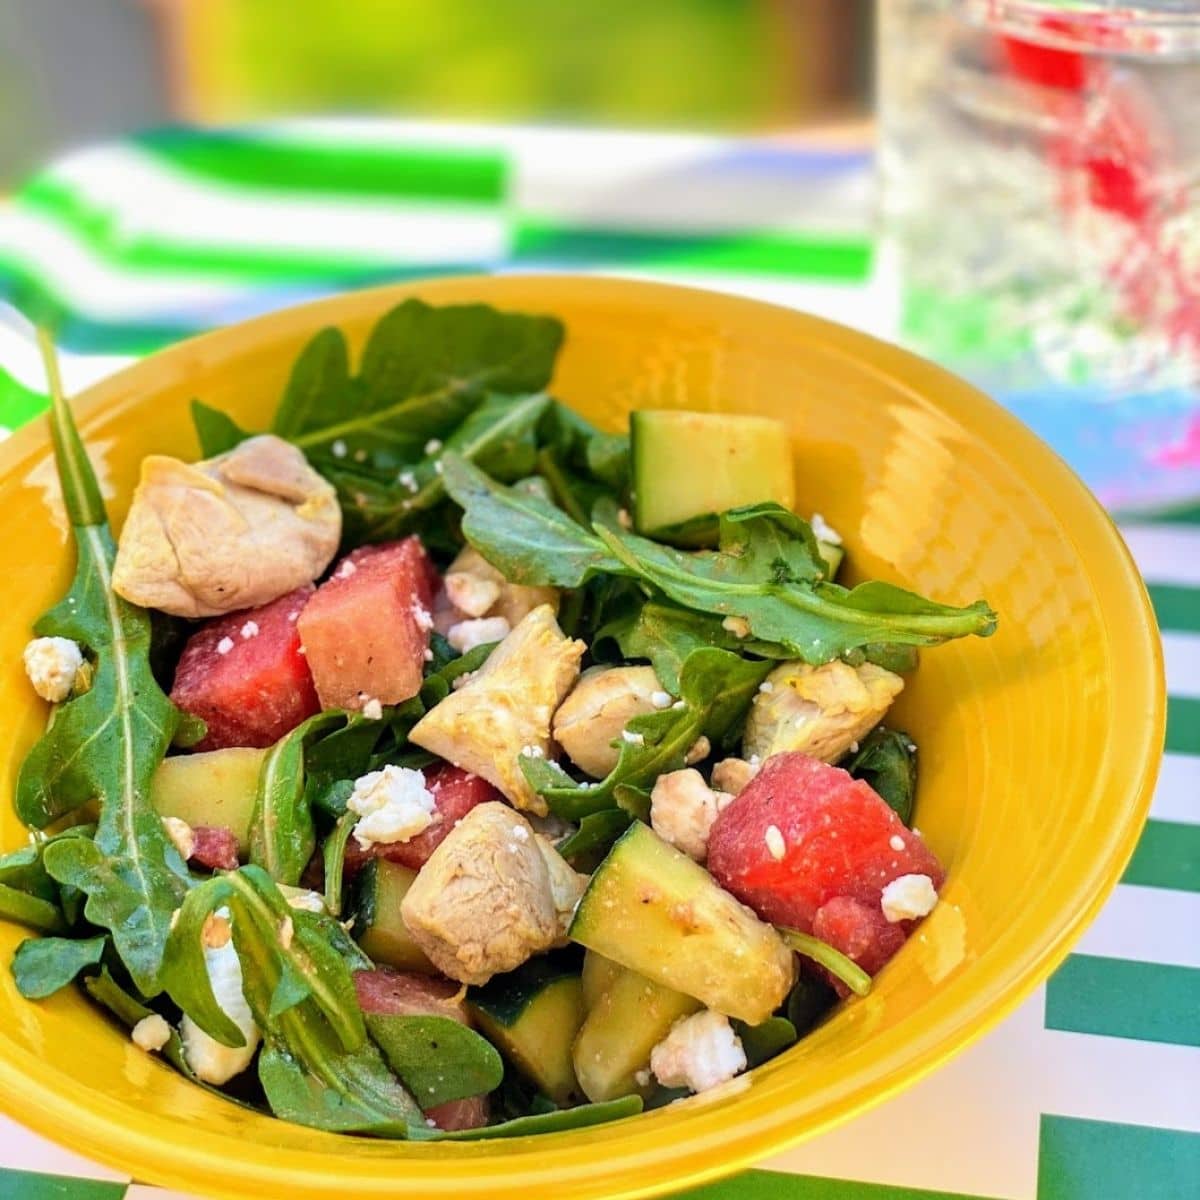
[742,660,903,763]
[439,546,559,628]
[552,665,664,778]
[400,802,582,983]
[408,605,585,814]
[112,435,340,618]
[649,768,733,862]
[710,757,760,796]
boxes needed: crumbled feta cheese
[131,1013,172,1053]
[337,559,358,579]
[617,508,633,530]
[288,609,300,623]
[621,729,645,746]
[331,439,348,459]
[721,615,752,639]
[216,636,235,655]
[162,816,196,862]
[519,744,546,759]
[634,1068,651,1088]
[848,740,859,753]
[398,470,418,493]
[444,571,501,619]
[889,834,906,852]
[451,669,477,690]
[650,1010,747,1094]
[511,824,530,842]
[424,438,443,456]
[410,601,434,632]
[423,647,434,661]
[240,620,259,639]
[671,699,686,710]
[881,873,938,923]
[764,824,786,861]
[447,616,510,654]
[650,690,672,709]
[810,512,843,545]
[650,769,733,862]
[347,765,436,849]
[433,460,444,475]
[180,926,260,1084]
[758,681,775,694]
[23,636,84,702]
[361,697,383,721]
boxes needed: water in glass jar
[878,0,1200,510]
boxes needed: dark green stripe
[132,127,507,204]
[1149,584,1200,633]
[1044,955,1200,1047]
[1166,696,1200,756]
[512,219,872,280]
[0,1166,126,1198]
[677,1167,998,1200]
[1038,1116,1200,1200]
[20,178,493,283]
[1123,819,1200,892]
[0,363,47,428]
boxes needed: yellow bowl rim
[0,274,1165,1200]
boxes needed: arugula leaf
[785,974,837,1035]
[417,1095,643,1141]
[556,810,632,863]
[12,935,106,999]
[250,711,346,887]
[330,392,551,546]
[190,399,251,457]
[276,301,563,469]
[596,505,997,664]
[443,453,627,587]
[845,727,918,825]
[0,825,95,904]
[597,600,789,693]
[521,648,770,818]
[0,886,66,934]
[22,331,187,996]
[366,1014,504,1108]
[323,812,356,916]
[732,1016,798,1068]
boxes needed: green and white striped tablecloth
[0,120,1195,1200]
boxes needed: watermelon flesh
[343,764,501,875]
[189,826,240,872]
[298,537,438,712]
[170,586,319,751]
[707,752,944,979]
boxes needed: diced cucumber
[569,821,794,1024]
[151,747,266,853]
[572,964,701,1102]
[468,957,585,1106]
[352,859,435,973]
[581,950,622,1011]
[631,410,793,537]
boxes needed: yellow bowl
[0,275,1163,1200]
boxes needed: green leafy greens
[21,331,188,996]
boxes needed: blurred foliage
[178,0,863,127]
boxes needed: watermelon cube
[707,752,944,978]
[170,586,319,751]
[298,537,438,712]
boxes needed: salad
[4,302,997,1139]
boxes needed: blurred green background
[0,0,871,185]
